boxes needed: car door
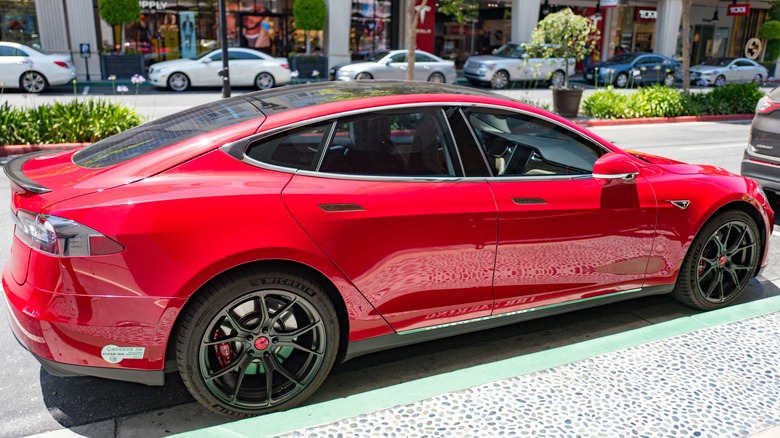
[462,108,658,315]
[381,52,408,80]
[0,45,31,87]
[734,59,756,82]
[635,55,663,83]
[229,49,259,86]
[194,52,223,85]
[413,52,437,81]
[280,107,497,333]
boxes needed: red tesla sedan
[3,82,773,417]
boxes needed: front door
[462,108,658,315]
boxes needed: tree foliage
[294,0,327,31]
[531,8,599,88]
[98,0,140,26]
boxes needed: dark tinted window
[73,99,261,168]
[446,107,491,177]
[466,109,606,176]
[319,109,461,177]
[415,54,434,63]
[246,122,333,170]
[232,51,261,60]
[0,46,14,56]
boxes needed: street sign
[80,43,90,59]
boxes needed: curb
[575,113,754,127]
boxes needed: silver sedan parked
[334,50,457,83]
[690,57,768,86]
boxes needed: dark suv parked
[742,86,780,200]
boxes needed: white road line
[82,86,89,96]
[773,230,780,238]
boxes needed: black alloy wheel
[177,268,339,417]
[673,211,760,310]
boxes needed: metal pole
[218,0,231,98]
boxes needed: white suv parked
[463,43,574,89]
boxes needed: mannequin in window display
[162,15,180,60]
[180,14,195,57]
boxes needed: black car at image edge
[742,86,780,203]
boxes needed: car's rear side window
[246,123,333,170]
[73,99,262,168]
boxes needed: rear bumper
[741,151,780,194]
[3,264,184,383]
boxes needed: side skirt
[343,285,674,361]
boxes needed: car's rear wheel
[20,71,48,93]
[255,72,275,90]
[614,72,629,88]
[428,72,445,83]
[752,74,763,85]
[490,70,510,89]
[355,72,373,80]
[176,267,339,418]
[672,211,760,310]
[714,75,726,87]
[548,70,565,87]
[662,73,675,87]
[168,72,190,92]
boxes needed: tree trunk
[305,31,311,55]
[120,25,126,55]
[406,0,424,81]
[681,0,693,92]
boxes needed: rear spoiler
[4,151,53,194]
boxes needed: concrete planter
[100,55,145,80]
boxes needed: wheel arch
[166,259,352,372]
[167,71,190,89]
[19,70,48,91]
[703,200,770,277]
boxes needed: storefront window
[0,0,38,46]
[350,0,391,60]
[614,6,656,54]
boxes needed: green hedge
[582,84,764,119]
[1,100,141,146]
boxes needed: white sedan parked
[334,50,457,83]
[149,48,291,91]
[690,57,768,86]
[0,41,75,93]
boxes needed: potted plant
[290,0,327,79]
[531,8,599,117]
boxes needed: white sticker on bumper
[101,345,145,363]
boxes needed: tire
[672,211,760,310]
[355,72,373,80]
[255,72,275,90]
[614,72,629,88]
[427,72,445,83]
[662,73,675,87]
[176,267,339,418]
[20,71,48,93]
[548,70,566,87]
[714,75,726,87]
[752,74,763,85]
[168,72,190,92]
[490,70,510,89]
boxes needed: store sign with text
[599,0,618,7]
[727,4,750,16]
[139,1,168,9]
[634,8,657,22]
[415,0,436,53]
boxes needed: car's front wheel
[490,70,510,89]
[672,211,760,310]
[355,72,373,80]
[714,75,726,87]
[255,72,275,90]
[168,72,190,92]
[614,72,629,88]
[20,71,48,93]
[176,267,339,418]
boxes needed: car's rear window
[73,99,262,168]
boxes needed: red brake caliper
[213,328,234,367]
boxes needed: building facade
[0,0,773,81]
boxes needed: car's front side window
[318,109,462,177]
[465,109,606,177]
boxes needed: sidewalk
[167,296,780,438]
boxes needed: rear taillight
[281,63,290,70]
[12,210,124,257]
[54,61,69,68]
[756,95,780,114]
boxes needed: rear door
[278,107,497,333]
[0,45,30,87]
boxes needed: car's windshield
[493,44,526,59]
[608,53,639,63]
[701,57,734,66]
[368,51,391,62]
